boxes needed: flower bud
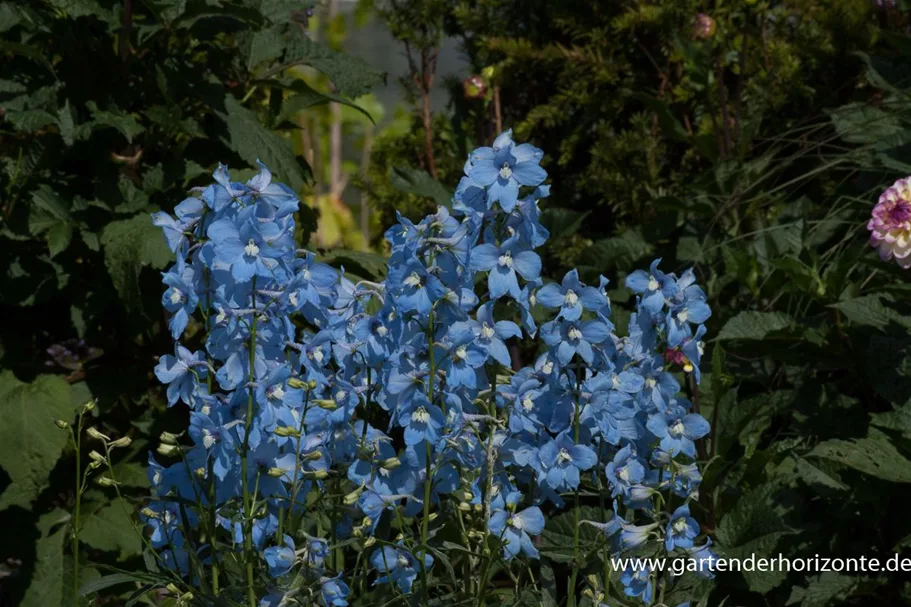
[195,467,206,479]
[303,469,329,480]
[159,431,181,445]
[141,507,158,519]
[428,512,439,522]
[313,399,337,410]
[462,75,488,100]
[287,378,308,389]
[55,419,70,430]
[381,457,401,470]
[86,426,110,442]
[88,450,106,463]
[81,399,97,413]
[693,13,716,39]
[458,502,472,512]
[344,485,365,505]
[353,527,363,538]
[108,436,132,449]
[364,536,376,547]
[267,467,289,478]
[95,476,119,487]
[157,443,182,457]
[166,583,181,595]
[362,517,373,527]
[308,380,318,390]
[274,425,301,438]
[88,460,103,470]
[304,450,324,461]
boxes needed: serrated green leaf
[389,166,452,209]
[47,222,73,257]
[86,101,145,143]
[808,427,911,483]
[795,457,848,492]
[540,505,603,563]
[716,311,794,340]
[223,94,308,192]
[830,294,911,331]
[81,503,141,559]
[101,213,172,311]
[265,78,375,125]
[0,372,75,510]
[786,572,858,607]
[282,29,384,98]
[6,109,58,132]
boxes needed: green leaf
[827,102,902,146]
[830,294,911,331]
[81,503,141,559]
[6,109,58,132]
[21,509,70,607]
[116,176,150,213]
[539,505,603,563]
[282,29,384,98]
[539,207,590,241]
[582,229,653,271]
[319,249,388,280]
[86,101,145,143]
[264,78,375,125]
[716,311,794,341]
[101,213,172,311]
[222,94,308,192]
[865,335,911,407]
[0,373,75,511]
[808,427,911,483]
[80,572,154,596]
[794,457,848,492]
[389,166,452,208]
[786,572,858,607]
[47,222,73,257]
[57,99,77,146]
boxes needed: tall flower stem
[70,411,84,604]
[240,277,259,607]
[567,362,583,607]
[419,306,436,606]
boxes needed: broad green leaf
[47,222,73,257]
[539,505,603,563]
[808,427,911,483]
[389,166,452,209]
[6,109,57,132]
[264,78,376,125]
[539,207,590,241]
[319,249,388,280]
[86,101,145,143]
[865,335,911,407]
[101,213,172,311]
[827,102,901,146]
[282,29,384,98]
[0,372,75,510]
[21,509,70,607]
[81,503,141,559]
[222,94,308,192]
[716,311,794,341]
[581,229,653,271]
[794,457,848,492]
[830,294,911,331]
[786,572,858,607]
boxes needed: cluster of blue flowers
[148,130,716,606]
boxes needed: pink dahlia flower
[869,178,911,268]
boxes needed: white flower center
[244,238,260,257]
[697,341,705,356]
[612,374,621,389]
[404,272,422,288]
[647,275,659,291]
[564,290,579,306]
[202,428,217,449]
[673,518,689,533]
[413,407,430,423]
[498,252,513,268]
[303,269,311,280]
[335,390,346,402]
[455,345,468,361]
[508,516,523,530]
[670,419,685,437]
[289,292,299,307]
[499,163,513,180]
[376,325,388,337]
[481,323,496,339]
[677,309,689,323]
[646,377,657,389]
[169,289,183,304]
[313,350,324,363]
[557,448,573,464]
[529,292,537,306]
[397,554,410,568]
[522,395,534,411]
[568,327,582,341]
[270,385,285,401]
[618,466,630,482]
[542,361,554,375]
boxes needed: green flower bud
[54,419,70,430]
[108,436,132,449]
[86,426,110,441]
[274,425,301,438]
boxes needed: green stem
[419,308,436,606]
[241,277,259,607]
[71,413,83,605]
[568,363,582,607]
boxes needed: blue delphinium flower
[467,130,546,212]
[537,432,597,491]
[488,502,545,559]
[665,503,700,551]
[264,535,296,577]
[535,269,607,321]
[370,544,434,594]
